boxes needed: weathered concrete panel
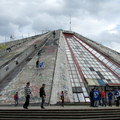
[0,31,59,105]
[0,32,51,82]
[50,32,73,104]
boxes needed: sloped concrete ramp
[0,31,59,105]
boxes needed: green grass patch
[0,44,8,50]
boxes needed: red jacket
[101,91,105,98]
[14,94,18,100]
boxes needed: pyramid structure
[0,30,119,105]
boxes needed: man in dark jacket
[40,84,46,109]
[36,59,39,68]
[90,88,94,107]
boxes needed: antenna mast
[70,15,71,31]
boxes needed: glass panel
[75,83,80,87]
[67,55,71,57]
[83,92,89,97]
[85,98,90,102]
[78,93,85,102]
[111,65,117,70]
[72,83,75,87]
[82,42,86,46]
[99,56,105,61]
[85,45,89,49]
[92,50,97,55]
[71,67,76,71]
[79,78,83,82]
[69,61,74,64]
[70,79,74,82]
[106,62,113,67]
[95,53,101,57]
[88,47,93,51]
[70,74,73,78]
[116,68,120,74]
[68,58,73,60]
[74,79,79,82]
[103,59,109,64]
[72,71,77,74]
[110,75,116,79]
[76,87,83,93]
[73,93,79,102]
[82,87,86,92]
[72,75,77,79]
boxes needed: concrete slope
[0,31,60,105]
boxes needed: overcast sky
[0,0,120,52]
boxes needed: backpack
[14,94,16,100]
[14,94,18,100]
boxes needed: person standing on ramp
[40,84,46,109]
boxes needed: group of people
[22,82,46,109]
[14,82,65,109]
[36,59,44,69]
[14,84,120,108]
[14,82,46,109]
[90,88,120,107]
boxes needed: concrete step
[0,119,120,120]
[0,115,120,120]
[0,109,120,120]
[1,108,120,111]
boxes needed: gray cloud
[88,30,120,52]
[0,0,120,52]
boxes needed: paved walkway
[0,105,120,110]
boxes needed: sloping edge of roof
[107,83,120,86]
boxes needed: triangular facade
[0,30,120,104]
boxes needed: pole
[70,15,71,31]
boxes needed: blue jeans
[15,99,18,106]
[94,100,99,107]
